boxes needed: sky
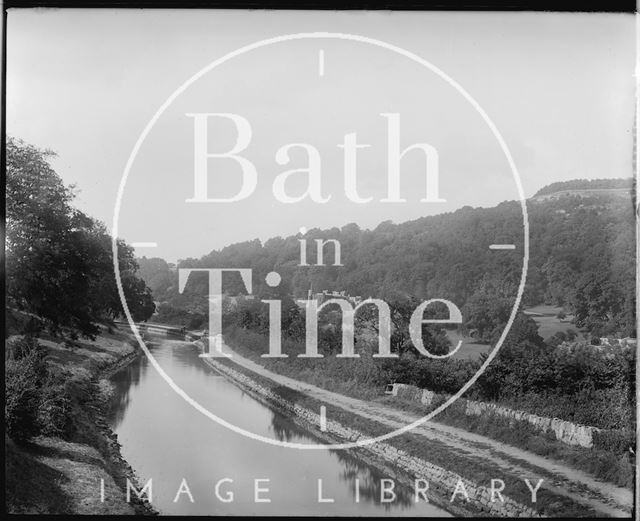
[6,9,636,263]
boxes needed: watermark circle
[112,32,529,450]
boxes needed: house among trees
[295,288,363,308]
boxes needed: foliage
[462,275,516,342]
[152,302,206,328]
[592,429,636,455]
[142,180,635,339]
[534,177,633,197]
[36,374,72,438]
[437,401,634,488]
[546,328,578,347]
[4,334,107,443]
[6,137,155,337]
[474,314,548,400]
[128,174,636,451]
[5,337,49,441]
[476,338,635,430]
[136,257,176,302]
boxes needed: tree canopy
[6,137,155,338]
[139,180,636,339]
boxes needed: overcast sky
[7,9,635,263]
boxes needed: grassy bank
[222,326,634,491]
[5,326,155,515]
[379,394,635,489]
[6,435,133,515]
[206,349,597,517]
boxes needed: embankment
[194,341,540,518]
[92,342,158,515]
[391,383,600,448]
[5,328,157,515]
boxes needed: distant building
[225,294,255,308]
[598,337,637,348]
[295,289,363,308]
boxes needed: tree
[155,176,635,340]
[475,313,548,400]
[462,276,515,343]
[136,256,175,301]
[359,296,451,357]
[6,137,155,337]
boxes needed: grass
[222,327,634,491]
[374,393,635,490]
[209,355,597,518]
[6,436,71,514]
[223,328,384,402]
[445,330,492,361]
[5,326,148,515]
[436,403,635,489]
[5,435,133,515]
[523,304,564,315]
[38,326,137,372]
[523,305,587,341]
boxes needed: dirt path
[214,344,632,518]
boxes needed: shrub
[593,429,636,454]
[36,372,71,437]
[4,336,98,442]
[5,338,48,441]
[7,335,41,360]
[187,314,206,330]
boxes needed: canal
[107,334,450,516]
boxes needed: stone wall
[205,359,539,518]
[390,383,599,449]
[392,383,437,406]
[463,400,599,448]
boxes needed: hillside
[138,179,636,339]
[133,180,636,500]
[532,177,634,200]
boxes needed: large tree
[6,137,155,337]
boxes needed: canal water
[107,335,450,516]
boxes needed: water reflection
[107,335,449,516]
[269,412,414,510]
[109,353,147,429]
[334,452,415,511]
[269,410,297,443]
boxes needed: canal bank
[195,332,634,518]
[106,334,452,516]
[55,329,159,515]
[6,327,157,515]
[106,328,624,517]
[196,346,535,518]
[94,343,158,515]
[191,330,636,518]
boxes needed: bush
[55,369,100,442]
[7,335,41,360]
[5,337,48,441]
[4,336,95,442]
[593,429,636,454]
[187,314,206,330]
[36,372,71,437]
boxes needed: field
[443,305,588,361]
[445,330,492,360]
[523,305,587,341]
